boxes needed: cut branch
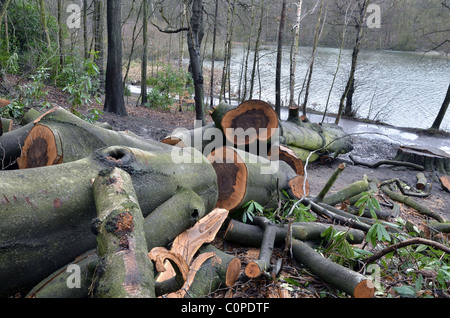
[363,238,450,265]
[92,167,155,298]
[292,239,375,298]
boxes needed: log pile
[0,100,448,299]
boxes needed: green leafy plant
[145,63,193,110]
[241,200,264,223]
[61,53,101,116]
[320,226,355,265]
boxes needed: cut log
[210,100,279,146]
[224,219,365,247]
[17,106,172,169]
[144,187,207,250]
[26,249,99,298]
[268,144,305,176]
[161,245,241,298]
[280,120,325,152]
[206,146,306,212]
[283,144,320,163]
[291,239,375,298]
[245,217,277,278]
[161,123,219,152]
[416,173,428,191]
[316,163,346,202]
[20,108,41,126]
[320,176,370,206]
[0,145,218,297]
[1,118,13,133]
[394,145,450,174]
[92,167,155,298]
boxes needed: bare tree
[335,0,371,124]
[275,0,287,118]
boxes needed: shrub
[145,64,193,110]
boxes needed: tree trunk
[0,145,218,297]
[0,0,11,32]
[187,0,206,124]
[104,0,127,116]
[141,0,148,105]
[431,83,450,130]
[16,107,170,169]
[275,0,287,119]
[302,0,326,116]
[289,0,303,108]
[209,0,219,108]
[249,0,265,100]
[291,239,375,298]
[92,168,156,298]
[394,145,450,174]
[224,219,365,248]
[336,0,370,123]
[93,0,105,91]
[210,100,279,147]
[206,146,305,213]
[38,0,51,49]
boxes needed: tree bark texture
[292,239,375,298]
[104,0,127,116]
[92,168,155,298]
[17,107,171,169]
[0,145,218,297]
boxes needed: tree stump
[394,145,450,175]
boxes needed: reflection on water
[206,45,450,132]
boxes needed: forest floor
[4,75,450,298]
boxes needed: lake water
[206,45,450,133]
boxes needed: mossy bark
[92,168,155,298]
[0,145,218,297]
[292,239,374,298]
[17,107,172,169]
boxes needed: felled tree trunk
[206,146,307,212]
[292,239,375,298]
[92,168,155,298]
[0,145,218,297]
[17,107,171,169]
[210,100,279,147]
[161,123,218,151]
[394,145,450,175]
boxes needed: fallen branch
[349,154,425,171]
[244,217,277,278]
[380,184,445,223]
[291,239,375,298]
[363,238,450,265]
